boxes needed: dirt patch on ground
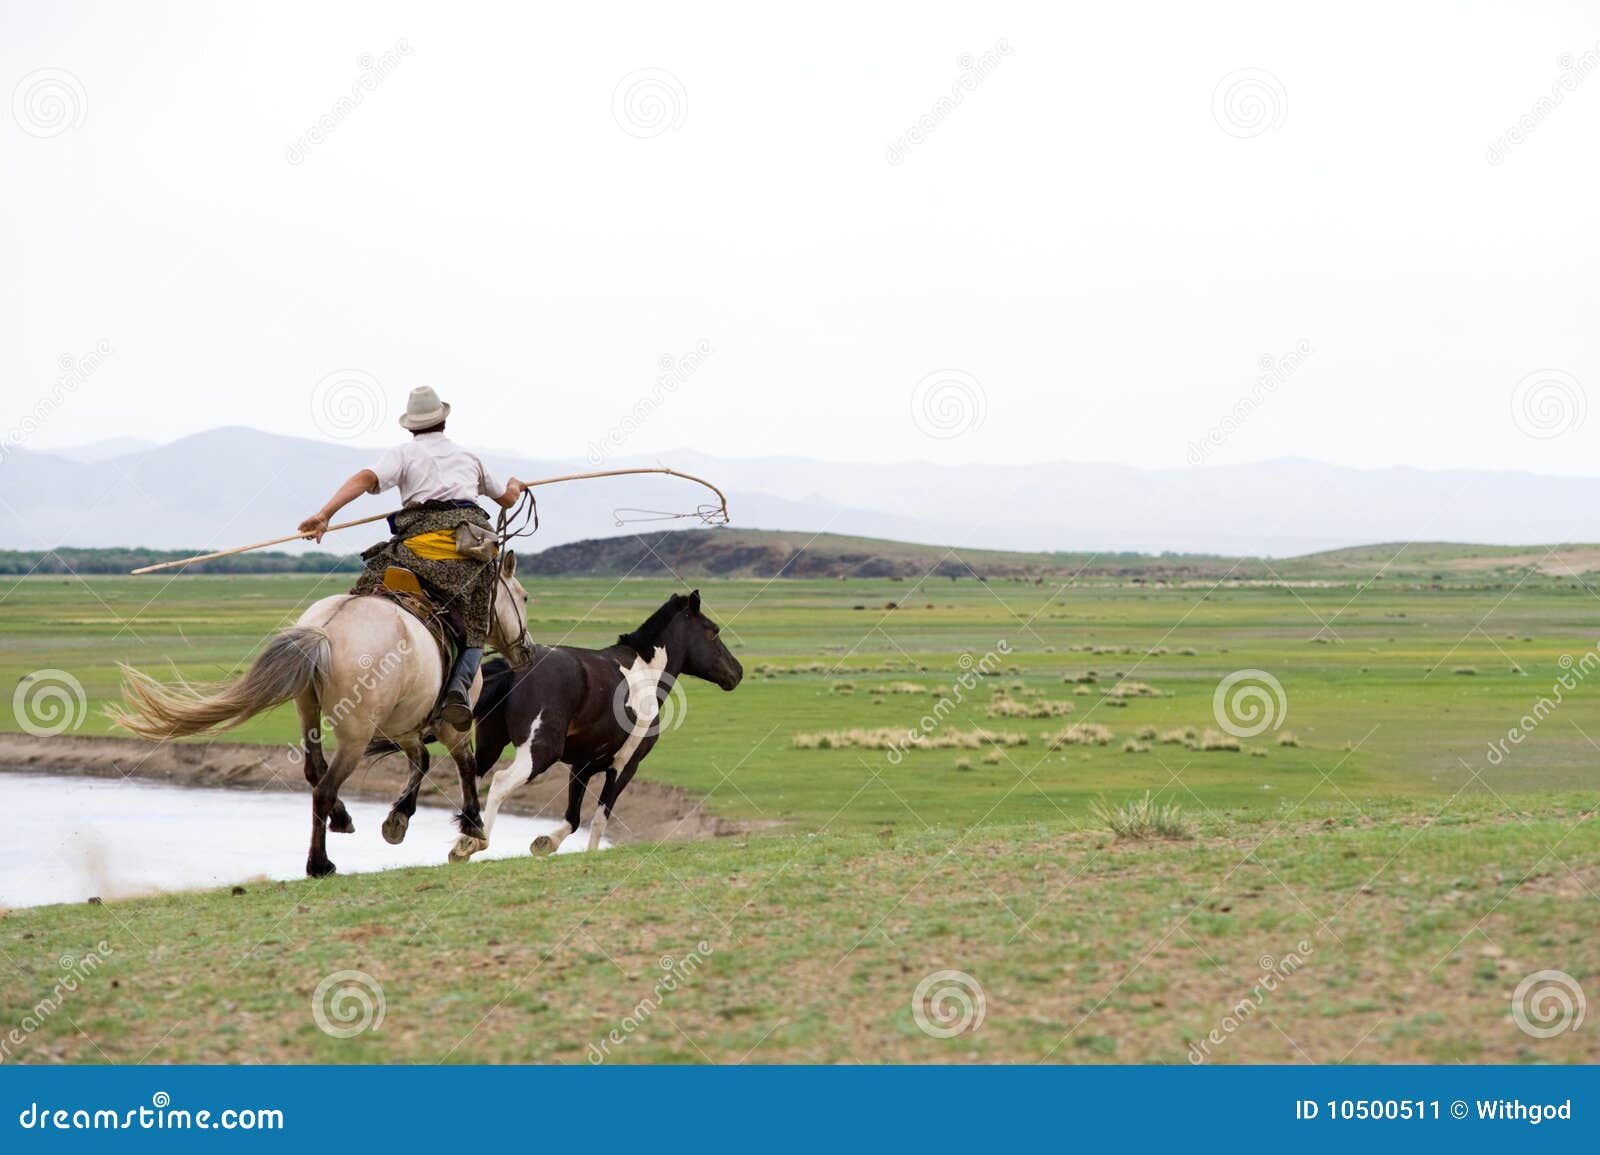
[0,732,750,845]
[1432,547,1600,576]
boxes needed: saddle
[372,566,460,687]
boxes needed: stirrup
[439,693,473,728]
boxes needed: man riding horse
[297,386,527,726]
[115,389,742,874]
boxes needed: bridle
[490,565,535,669]
[483,493,538,669]
[478,466,732,670]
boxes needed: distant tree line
[0,549,364,576]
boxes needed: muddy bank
[0,732,749,844]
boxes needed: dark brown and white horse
[411,589,742,859]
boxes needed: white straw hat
[398,386,451,430]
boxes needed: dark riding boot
[440,646,483,728]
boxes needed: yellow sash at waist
[403,529,466,561]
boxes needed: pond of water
[0,772,602,909]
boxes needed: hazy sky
[4,2,1598,474]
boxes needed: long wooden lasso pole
[128,466,730,575]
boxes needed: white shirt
[372,433,505,506]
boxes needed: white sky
[4,1,1598,473]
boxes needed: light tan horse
[111,552,531,876]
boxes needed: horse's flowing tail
[110,627,331,741]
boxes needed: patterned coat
[353,502,497,647]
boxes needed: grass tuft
[1043,722,1115,748]
[793,727,1028,751]
[988,694,1076,719]
[1090,791,1194,840]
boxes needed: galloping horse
[111,552,533,876]
[420,589,742,860]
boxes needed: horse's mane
[617,594,689,660]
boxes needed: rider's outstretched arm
[494,476,527,510]
[298,469,380,542]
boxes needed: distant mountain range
[5,427,1600,557]
[519,531,1600,581]
[9,532,1596,582]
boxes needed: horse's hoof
[449,834,487,863]
[381,811,410,845]
[307,859,338,878]
[328,814,355,835]
[530,834,559,856]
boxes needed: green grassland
[2,566,1598,1062]
[5,569,1600,816]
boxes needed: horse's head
[668,590,742,691]
[490,551,534,669]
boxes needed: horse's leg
[441,722,489,862]
[534,766,588,857]
[296,691,353,834]
[472,691,510,780]
[307,740,366,877]
[381,737,430,845]
[443,724,510,859]
[459,741,563,862]
[589,758,640,851]
[586,769,617,851]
